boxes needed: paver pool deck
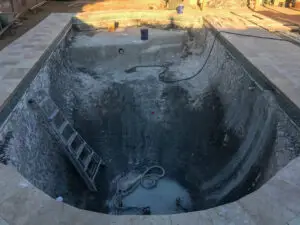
[0,10,300,225]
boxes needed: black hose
[159,35,217,83]
[220,30,285,41]
[124,30,287,84]
[124,32,217,83]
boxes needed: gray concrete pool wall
[1,10,300,225]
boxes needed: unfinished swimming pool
[1,20,300,216]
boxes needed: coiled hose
[112,165,165,214]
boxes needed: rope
[111,165,165,215]
[124,29,288,83]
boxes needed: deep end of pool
[1,21,300,216]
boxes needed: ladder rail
[28,93,104,192]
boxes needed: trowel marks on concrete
[1,27,300,214]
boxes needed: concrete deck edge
[0,13,73,128]
[204,16,300,128]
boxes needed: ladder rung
[76,142,86,158]
[34,91,103,191]
[90,159,103,180]
[58,121,68,134]
[93,154,103,166]
[48,109,59,121]
[84,152,94,170]
[67,133,77,146]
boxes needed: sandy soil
[0,0,165,50]
[255,5,300,26]
[1,0,300,50]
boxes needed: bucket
[114,21,119,29]
[177,4,184,14]
[108,22,119,32]
[108,25,115,32]
[141,28,149,41]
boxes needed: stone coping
[1,10,300,225]
[205,14,300,126]
[1,156,300,224]
[0,13,73,127]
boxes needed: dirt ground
[1,0,300,50]
[0,1,80,50]
[255,5,300,26]
[0,0,165,50]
